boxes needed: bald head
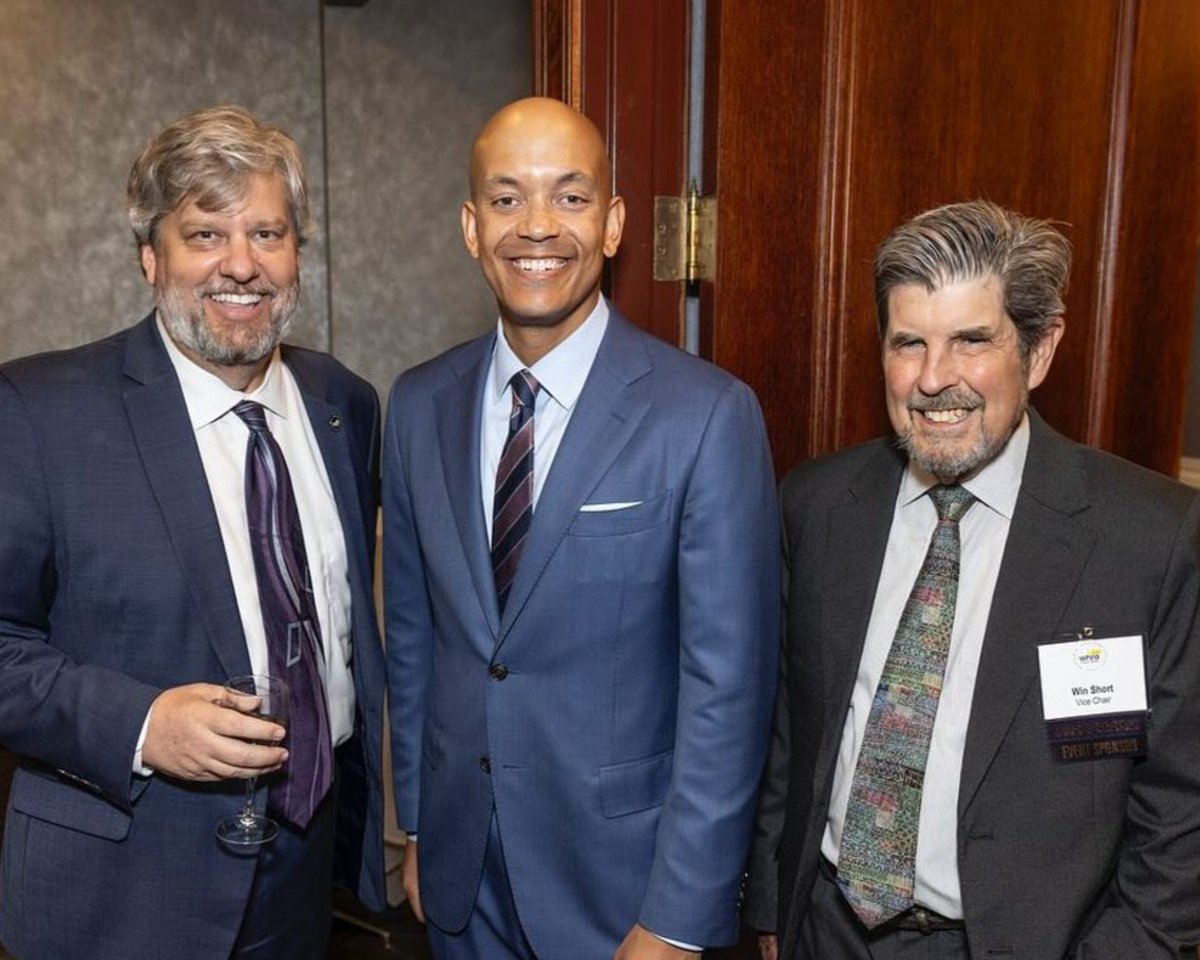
[461,97,625,365]
[469,97,612,199]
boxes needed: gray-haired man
[747,201,1200,959]
[0,106,385,960]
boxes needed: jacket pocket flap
[10,767,131,841]
[598,750,673,818]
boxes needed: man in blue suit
[384,97,780,960]
[0,106,385,960]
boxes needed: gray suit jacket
[745,411,1200,959]
[0,317,386,960]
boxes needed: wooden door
[537,0,1200,479]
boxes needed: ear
[603,195,626,258]
[1026,317,1065,390]
[461,200,480,260]
[139,244,157,285]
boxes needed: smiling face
[883,276,1062,482]
[140,171,300,391]
[462,98,625,363]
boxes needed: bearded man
[0,105,386,960]
[746,201,1200,960]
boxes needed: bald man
[383,98,780,960]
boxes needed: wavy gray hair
[874,200,1071,355]
[127,105,309,251]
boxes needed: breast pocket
[566,491,674,584]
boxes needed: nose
[517,198,560,241]
[916,343,959,395]
[219,234,260,283]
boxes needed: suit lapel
[434,337,501,638]
[957,413,1094,814]
[285,350,373,629]
[495,316,653,645]
[813,447,905,805]
[122,317,251,680]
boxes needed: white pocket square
[579,501,643,513]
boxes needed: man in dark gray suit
[747,201,1200,959]
[0,105,385,960]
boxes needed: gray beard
[895,396,1027,482]
[157,282,297,367]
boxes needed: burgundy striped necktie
[492,370,541,614]
[234,400,333,828]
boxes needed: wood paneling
[541,0,1200,477]
[534,0,690,345]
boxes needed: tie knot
[929,484,975,523]
[510,369,540,410]
[233,399,269,433]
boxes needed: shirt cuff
[132,706,155,776]
[652,932,701,952]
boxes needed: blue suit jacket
[384,310,780,958]
[0,316,386,960]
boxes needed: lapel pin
[328,413,342,432]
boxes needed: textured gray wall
[0,0,328,358]
[0,0,530,405]
[324,0,531,400]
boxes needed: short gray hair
[874,200,1071,355]
[127,105,310,250]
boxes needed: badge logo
[1072,641,1107,670]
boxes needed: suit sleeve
[636,379,782,947]
[1069,492,1200,958]
[382,375,437,832]
[0,372,159,809]
[742,492,793,932]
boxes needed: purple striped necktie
[233,399,333,828]
[492,370,541,614]
[837,483,976,928]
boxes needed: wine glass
[215,674,289,847]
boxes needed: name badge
[1037,632,1148,762]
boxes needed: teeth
[922,408,969,423]
[514,258,565,272]
[210,293,263,305]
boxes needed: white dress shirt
[137,319,356,769]
[479,297,609,542]
[822,415,1030,919]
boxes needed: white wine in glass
[215,674,289,847]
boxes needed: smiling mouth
[512,257,567,273]
[208,292,266,306]
[918,408,973,424]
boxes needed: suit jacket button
[478,755,491,774]
[489,663,508,681]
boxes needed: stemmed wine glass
[215,674,289,847]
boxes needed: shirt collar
[488,296,610,411]
[157,314,290,429]
[898,412,1030,520]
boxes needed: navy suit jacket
[0,316,386,960]
[384,310,780,958]
[745,411,1200,959]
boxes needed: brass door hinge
[653,182,716,283]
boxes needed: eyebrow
[480,171,598,190]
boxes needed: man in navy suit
[0,106,385,960]
[384,97,780,959]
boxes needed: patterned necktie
[492,370,541,614]
[837,483,976,928]
[234,400,333,828]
